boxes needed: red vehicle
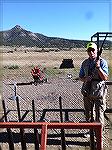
[31,66,47,85]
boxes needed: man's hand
[96,60,100,69]
[79,75,92,82]
[95,60,108,80]
[85,76,92,82]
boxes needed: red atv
[31,66,47,85]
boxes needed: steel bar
[59,96,66,150]
[2,100,14,150]
[40,125,48,150]
[0,122,102,150]
[32,100,40,150]
[16,96,27,150]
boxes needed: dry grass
[2,51,87,68]
[1,49,112,80]
[1,49,111,67]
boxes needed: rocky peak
[14,25,22,29]
[11,25,23,31]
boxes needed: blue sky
[1,0,112,40]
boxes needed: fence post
[59,96,66,150]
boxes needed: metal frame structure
[1,97,100,150]
[0,122,102,150]
[91,32,112,51]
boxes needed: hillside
[0,25,89,48]
[0,25,111,50]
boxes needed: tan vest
[82,58,102,80]
[81,58,107,99]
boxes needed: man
[79,42,108,139]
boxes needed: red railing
[0,122,102,150]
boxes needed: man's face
[87,48,97,60]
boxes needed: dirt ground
[1,73,112,150]
[0,50,112,150]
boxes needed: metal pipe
[59,96,66,150]
[16,96,27,150]
[0,122,102,150]
[40,125,48,150]
[2,100,14,150]
[32,100,40,150]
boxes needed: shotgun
[97,33,108,60]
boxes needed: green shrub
[45,68,62,77]
[4,64,19,70]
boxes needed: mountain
[0,25,89,48]
[0,25,48,47]
[0,25,111,49]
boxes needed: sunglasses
[87,48,95,52]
